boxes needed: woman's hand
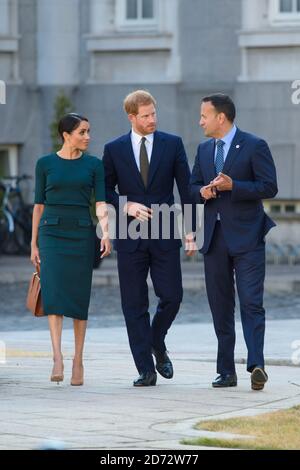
[30,245,41,268]
[100,238,111,258]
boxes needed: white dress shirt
[131,129,154,171]
[214,124,237,165]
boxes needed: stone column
[0,0,9,34]
[37,0,80,85]
[241,0,269,29]
[90,0,113,34]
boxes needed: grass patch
[182,406,300,450]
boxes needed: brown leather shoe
[251,366,268,390]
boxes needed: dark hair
[202,94,236,122]
[58,113,89,140]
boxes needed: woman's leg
[71,319,87,385]
[48,314,64,381]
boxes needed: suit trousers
[117,239,183,374]
[204,222,266,375]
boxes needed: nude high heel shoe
[71,361,84,386]
[50,357,64,384]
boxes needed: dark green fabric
[34,153,106,206]
[38,206,94,319]
[35,153,105,319]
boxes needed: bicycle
[0,175,33,255]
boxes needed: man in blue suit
[190,94,278,390]
[103,90,196,386]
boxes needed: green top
[34,153,106,207]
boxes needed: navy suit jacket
[103,130,194,252]
[190,128,278,254]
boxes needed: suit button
[44,220,47,224]
[218,195,221,198]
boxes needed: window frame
[265,200,300,216]
[270,0,300,25]
[116,0,158,31]
[0,145,18,178]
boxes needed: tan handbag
[26,263,44,317]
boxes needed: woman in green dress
[30,113,111,386]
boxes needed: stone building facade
[0,0,299,245]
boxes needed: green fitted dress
[34,153,105,320]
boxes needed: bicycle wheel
[0,211,9,253]
[1,216,20,254]
[13,206,33,254]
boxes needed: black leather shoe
[133,371,157,387]
[251,366,268,391]
[212,373,237,388]
[152,349,173,379]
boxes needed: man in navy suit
[190,94,278,390]
[103,90,196,386]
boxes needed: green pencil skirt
[38,205,95,320]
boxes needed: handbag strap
[36,262,41,277]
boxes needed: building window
[285,204,296,213]
[0,146,18,178]
[116,0,158,30]
[266,200,300,216]
[126,0,154,19]
[271,0,300,23]
[270,204,282,214]
[279,0,300,13]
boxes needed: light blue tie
[215,140,225,175]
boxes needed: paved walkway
[1,320,300,450]
[1,255,300,292]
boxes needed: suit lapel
[222,128,245,174]
[147,131,166,188]
[122,132,145,190]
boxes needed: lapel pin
[236,144,240,149]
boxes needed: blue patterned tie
[215,140,225,175]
